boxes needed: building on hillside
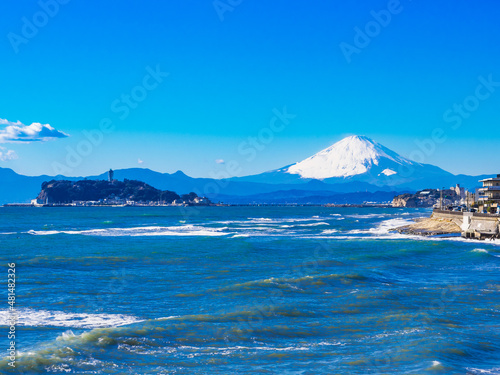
[108,169,114,182]
[450,184,465,200]
[193,197,211,205]
[474,188,482,203]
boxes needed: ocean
[0,206,499,374]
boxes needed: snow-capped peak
[286,135,413,179]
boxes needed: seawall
[432,209,500,239]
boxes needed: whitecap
[0,308,142,329]
[346,213,390,219]
[321,229,339,235]
[466,367,500,374]
[26,225,231,237]
[472,249,488,253]
[280,222,329,228]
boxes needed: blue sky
[1,0,500,177]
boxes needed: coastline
[2,203,395,208]
[392,216,461,237]
[394,209,500,240]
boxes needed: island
[30,179,212,207]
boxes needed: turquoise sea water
[0,206,499,374]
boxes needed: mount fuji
[0,135,490,204]
[235,135,485,191]
[286,135,418,179]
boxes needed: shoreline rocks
[392,217,461,236]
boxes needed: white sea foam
[369,218,415,235]
[346,229,365,234]
[27,225,231,237]
[321,229,339,235]
[280,222,329,228]
[472,249,488,253]
[355,220,500,246]
[0,308,142,329]
[371,328,422,339]
[430,361,443,369]
[346,213,390,219]
[432,236,500,246]
[27,229,106,236]
[177,345,311,352]
[246,217,328,224]
[317,341,345,346]
[466,368,500,374]
[22,215,500,245]
[344,218,414,236]
[231,231,289,238]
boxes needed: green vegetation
[37,179,183,204]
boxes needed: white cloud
[138,158,144,164]
[0,118,69,143]
[0,147,18,161]
[215,159,225,164]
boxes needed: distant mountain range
[233,136,488,189]
[0,135,492,204]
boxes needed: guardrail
[432,209,500,218]
[432,209,463,216]
[473,212,500,218]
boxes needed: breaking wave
[26,225,231,237]
[0,308,142,329]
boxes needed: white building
[478,174,500,204]
[450,184,465,200]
